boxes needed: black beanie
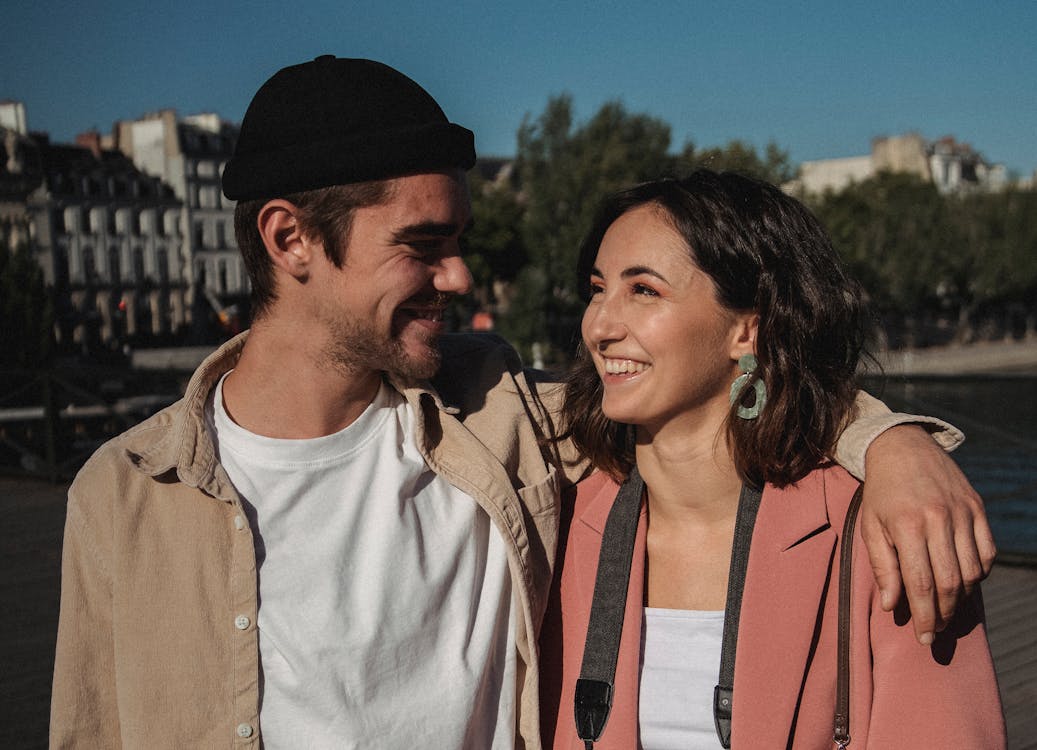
[222,56,476,201]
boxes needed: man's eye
[406,240,447,258]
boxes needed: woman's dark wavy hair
[561,169,869,488]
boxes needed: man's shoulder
[436,331,518,364]
[435,332,560,384]
[70,398,186,497]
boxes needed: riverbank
[876,336,1037,377]
[1,474,1035,748]
[127,336,1037,378]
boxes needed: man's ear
[257,199,318,280]
[730,311,760,360]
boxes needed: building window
[194,221,205,249]
[215,221,225,248]
[157,248,169,285]
[133,247,145,283]
[199,186,221,209]
[108,246,121,283]
[82,246,97,285]
[55,244,70,288]
[167,210,180,236]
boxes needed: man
[51,56,993,748]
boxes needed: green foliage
[463,171,527,308]
[496,264,551,363]
[810,173,1037,344]
[510,95,673,359]
[962,188,1037,307]
[812,172,955,313]
[480,94,1034,354]
[675,139,796,185]
[0,242,53,368]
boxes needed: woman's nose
[582,295,625,348]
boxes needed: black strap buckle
[713,684,733,748]
[574,678,614,741]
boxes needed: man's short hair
[233,181,393,318]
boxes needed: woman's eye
[587,281,604,295]
[633,283,658,296]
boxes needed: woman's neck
[635,408,744,610]
[635,409,743,525]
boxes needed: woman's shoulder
[760,464,861,538]
[559,470,625,539]
[575,470,620,499]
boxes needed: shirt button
[234,615,251,630]
[233,515,246,530]
[236,722,253,738]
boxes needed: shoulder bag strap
[834,484,865,749]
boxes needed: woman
[540,171,1005,749]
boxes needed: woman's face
[581,205,755,435]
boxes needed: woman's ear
[257,199,318,280]
[730,312,760,360]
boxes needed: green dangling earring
[729,353,767,420]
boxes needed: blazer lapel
[732,471,837,748]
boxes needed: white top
[209,375,516,749]
[639,607,725,750]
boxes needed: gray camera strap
[574,473,863,750]
[574,468,761,749]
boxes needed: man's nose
[435,253,473,296]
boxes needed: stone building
[1,101,42,256]
[112,110,245,321]
[787,132,1008,196]
[26,130,185,351]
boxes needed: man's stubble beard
[321,314,441,382]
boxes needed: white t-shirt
[639,607,725,750]
[208,375,516,749]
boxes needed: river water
[864,375,1037,557]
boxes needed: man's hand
[859,425,996,645]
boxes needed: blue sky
[3,0,1035,175]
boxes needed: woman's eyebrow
[588,265,669,283]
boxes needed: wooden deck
[1,475,1035,748]
[985,560,1037,750]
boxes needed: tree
[810,172,958,344]
[510,95,673,361]
[957,188,1037,338]
[462,171,527,311]
[675,139,795,185]
[0,242,53,369]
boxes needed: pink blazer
[540,467,1006,749]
